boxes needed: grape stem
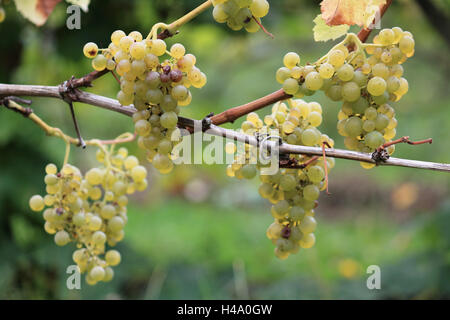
[1,85,448,173]
[0,98,136,148]
[322,142,331,195]
[377,136,433,152]
[252,16,274,38]
[148,1,213,40]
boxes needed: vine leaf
[13,0,90,26]
[313,14,349,42]
[320,0,386,28]
[66,0,89,12]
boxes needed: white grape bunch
[226,100,335,259]
[83,30,207,174]
[0,6,5,23]
[29,146,148,285]
[276,28,415,169]
[211,0,270,32]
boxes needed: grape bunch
[29,146,148,285]
[276,28,415,166]
[83,30,207,174]
[211,0,270,32]
[0,6,5,23]
[226,100,335,259]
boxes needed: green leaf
[313,14,349,42]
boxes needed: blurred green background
[0,0,449,299]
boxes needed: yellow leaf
[66,0,90,12]
[313,14,349,42]
[320,0,386,27]
[14,0,62,26]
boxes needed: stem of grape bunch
[151,0,213,40]
[0,98,135,148]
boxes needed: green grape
[318,63,334,79]
[307,166,324,183]
[302,128,320,146]
[29,195,45,212]
[86,168,103,185]
[299,216,317,234]
[375,114,389,131]
[386,76,400,93]
[170,43,186,59]
[251,0,270,18]
[367,77,387,96]
[129,31,143,42]
[379,28,395,45]
[150,39,167,56]
[276,67,292,84]
[372,63,389,79]
[135,120,151,136]
[305,72,323,91]
[92,54,107,71]
[328,50,345,67]
[341,81,360,102]
[55,230,70,246]
[372,91,389,105]
[283,78,300,95]
[303,184,320,201]
[326,85,343,101]
[45,163,58,175]
[92,231,107,245]
[283,52,300,69]
[171,85,189,101]
[365,107,378,120]
[307,111,322,127]
[344,117,363,137]
[89,266,105,282]
[299,233,315,249]
[111,30,126,45]
[351,97,369,114]
[160,111,178,129]
[336,64,354,81]
[106,250,121,266]
[241,164,257,179]
[129,42,146,60]
[83,42,98,58]
[131,166,147,182]
[290,206,306,222]
[365,131,385,149]
[274,200,290,215]
[279,175,296,191]
[213,5,229,23]
[352,70,367,87]
[363,120,376,132]
[146,89,164,105]
[119,36,133,52]
[399,36,415,55]
[101,204,116,219]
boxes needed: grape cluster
[226,100,335,259]
[0,6,5,23]
[211,0,269,32]
[276,28,415,167]
[83,30,207,174]
[29,147,148,285]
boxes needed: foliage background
[0,0,449,299]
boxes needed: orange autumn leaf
[320,0,386,27]
[14,0,62,26]
[14,0,89,26]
